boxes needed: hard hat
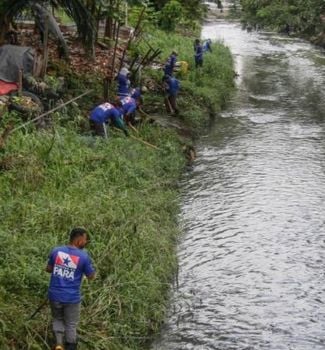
[120,67,130,76]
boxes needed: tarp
[0,45,35,83]
[0,80,18,95]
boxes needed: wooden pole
[41,15,49,78]
[117,6,146,73]
[140,48,154,67]
[130,134,161,150]
[10,90,93,134]
[133,7,146,38]
[112,126,160,150]
[125,2,128,26]
[110,21,121,82]
[104,21,120,100]
[165,96,174,114]
[129,53,139,71]
[127,122,139,134]
[18,68,23,96]
[138,107,151,119]
[146,49,162,65]
[133,48,152,76]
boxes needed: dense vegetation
[0,0,209,48]
[135,28,235,130]
[0,20,234,350]
[241,0,325,44]
[0,121,185,350]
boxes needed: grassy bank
[138,29,235,132]
[0,29,234,349]
[240,0,325,48]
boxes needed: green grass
[135,29,235,130]
[0,123,185,349]
[54,8,74,26]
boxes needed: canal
[153,20,325,350]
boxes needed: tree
[240,0,324,36]
[0,0,96,50]
[159,0,183,31]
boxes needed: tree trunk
[0,17,10,44]
[105,17,113,38]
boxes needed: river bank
[206,1,325,49]
[238,0,325,49]
[0,28,234,350]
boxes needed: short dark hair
[114,97,122,107]
[69,227,87,242]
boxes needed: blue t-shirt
[163,54,177,76]
[48,246,95,304]
[90,103,122,124]
[203,40,212,53]
[165,77,180,96]
[120,96,137,115]
[194,44,203,62]
[117,73,130,97]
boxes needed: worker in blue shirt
[46,228,95,350]
[120,88,143,125]
[163,51,178,77]
[163,75,180,115]
[117,67,131,98]
[203,39,212,53]
[89,101,128,137]
[194,39,203,68]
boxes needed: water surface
[153,21,325,350]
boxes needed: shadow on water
[152,21,325,350]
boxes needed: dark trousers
[50,301,80,345]
[195,58,203,68]
[89,119,128,137]
[89,120,106,137]
[124,112,136,125]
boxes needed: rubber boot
[65,343,77,350]
[53,346,64,350]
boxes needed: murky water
[153,21,325,350]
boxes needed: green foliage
[137,29,235,130]
[148,0,169,10]
[0,15,235,350]
[0,123,185,349]
[128,3,159,30]
[0,0,95,49]
[241,0,325,36]
[146,0,206,29]
[179,0,206,21]
[159,0,184,31]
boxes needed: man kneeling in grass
[89,100,129,138]
[46,228,96,350]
